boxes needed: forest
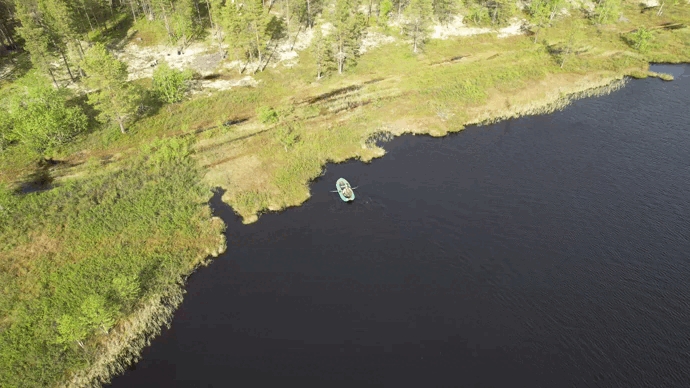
[1,0,689,387]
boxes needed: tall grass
[0,138,223,387]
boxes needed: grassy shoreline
[1,2,689,386]
[54,64,669,388]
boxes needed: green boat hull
[336,178,355,202]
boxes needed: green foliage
[112,275,141,307]
[594,0,621,25]
[81,43,141,133]
[312,26,334,78]
[465,0,515,26]
[275,125,300,151]
[465,2,491,25]
[291,0,325,28]
[432,0,458,24]
[14,1,58,85]
[257,105,279,124]
[56,314,90,350]
[0,139,218,387]
[529,0,550,42]
[152,63,194,103]
[379,0,394,27]
[217,0,287,72]
[628,27,653,51]
[5,72,88,152]
[404,0,433,52]
[171,0,200,46]
[80,294,116,334]
[330,0,367,73]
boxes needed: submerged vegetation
[0,0,689,386]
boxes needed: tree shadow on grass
[90,14,135,50]
[69,94,104,135]
[0,51,32,83]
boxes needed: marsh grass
[0,139,223,387]
[213,6,689,221]
[1,3,690,385]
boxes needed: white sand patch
[431,16,492,39]
[359,31,396,54]
[571,0,596,13]
[639,0,659,6]
[497,19,527,38]
[115,42,223,81]
[431,16,526,40]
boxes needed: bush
[7,73,88,151]
[257,106,279,124]
[152,63,194,104]
[628,27,653,51]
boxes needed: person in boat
[343,187,352,198]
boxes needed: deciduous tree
[152,62,194,103]
[7,72,88,151]
[55,314,89,350]
[594,0,621,25]
[80,294,115,334]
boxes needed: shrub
[629,27,653,51]
[152,63,194,104]
[7,72,88,151]
[257,106,279,124]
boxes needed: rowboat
[336,178,355,202]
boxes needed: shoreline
[63,64,681,387]
[2,3,688,382]
[59,224,226,387]
[228,69,638,224]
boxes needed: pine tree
[529,0,549,43]
[172,0,199,47]
[0,0,17,51]
[312,25,333,79]
[246,0,270,65]
[39,0,85,81]
[431,0,457,25]
[15,1,59,86]
[81,44,141,134]
[330,0,366,74]
[378,0,393,27]
[404,0,432,53]
[220,1,252,72]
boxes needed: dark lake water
[109,65,690,387]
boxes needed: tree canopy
[81,43,141,133]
